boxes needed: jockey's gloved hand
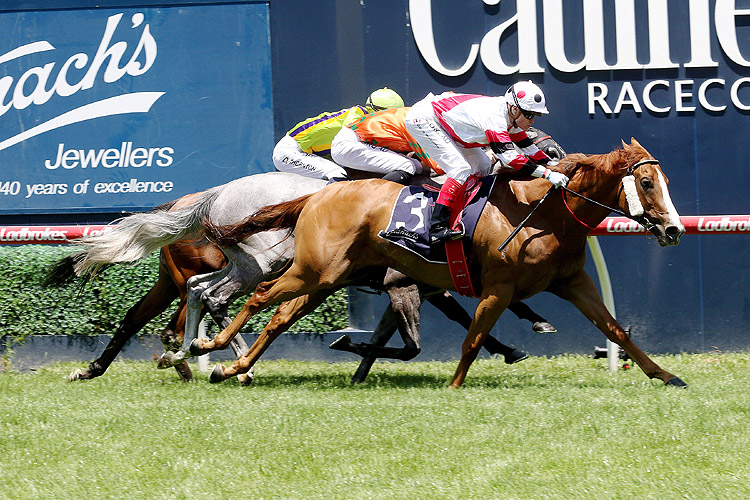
[545,171,569,188]
[532,165,569,188]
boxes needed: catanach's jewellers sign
[0,4,273,214]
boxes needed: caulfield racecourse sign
[410,0,750,115]
[0,3,273,215]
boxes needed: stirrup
[429,222,465,244]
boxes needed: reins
[496,158,660,252]
[561,159,660,233]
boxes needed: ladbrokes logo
[0,12,162,153]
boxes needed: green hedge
[0,245,348,342]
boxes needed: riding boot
[429,177,465,245]
[381,170,413,185]
[429,203,464,244]
[326,175,353,185]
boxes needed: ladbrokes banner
[0,4,273,214]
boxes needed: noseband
[561,159,660,233]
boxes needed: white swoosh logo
[0,91,165,153]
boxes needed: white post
[197,318,209,372]
[586,236,619,374]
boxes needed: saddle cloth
[378,175,496,273]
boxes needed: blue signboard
[1,0,747,353]
[0,3,273,214]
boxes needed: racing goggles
[365,96,388,111]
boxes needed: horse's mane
[557,139,651,179]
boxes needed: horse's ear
[621,139,628,149]
[630,137,642,148]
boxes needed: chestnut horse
[50,173,541,382]
[196,138,687,388]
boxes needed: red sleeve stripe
[487,130,511,143]
[529,150,548,161]
[508,155,529,169]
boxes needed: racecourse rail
[1,215,749,244]
[3,216,747,373]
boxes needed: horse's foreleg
[426,290,528,364]
[449,291,510,388]
[211,290,333,384]
[191,273,309,356]
[70,272,178,381]
[551,271,686,387]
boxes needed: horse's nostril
[665,225,683,240]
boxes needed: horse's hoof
[188,338,205,356]
[504,349,529,365]
[237,372,254,386]
[68,368,84,382]
[532,321,557,334]
[209,364,225,384]
[665,376,688,388]
[157,351,181,369]
[329,335,353,351]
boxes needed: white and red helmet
[505,81,549,115]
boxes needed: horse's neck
[491,171,622,238]
[564,169,624,228]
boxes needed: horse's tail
[66,188,222,278]
[202,193,314,247]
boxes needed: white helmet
[505,81,549,115]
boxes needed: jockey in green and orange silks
[272,88,404,182]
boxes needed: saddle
[379,175,496,296]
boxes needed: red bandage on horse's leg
[436,177,463,206]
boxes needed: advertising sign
[330,0,749,353]
[0,3,273,214]
[404,0,750,215]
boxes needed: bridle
[496,158,661,253]
[561,159,660,233]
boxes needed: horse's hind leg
[159,299,194,381]
[507,301,557,334]
[348,304,400,384]
[210,289,334,384]
[191,268,320,357]
[157,264,249,369]
[70,269,178,381]
[332,272,422,367]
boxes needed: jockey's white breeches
[404,96,491,183]
[330,127,422,176]
[272,135,347,180]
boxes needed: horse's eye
[640,177,654,190]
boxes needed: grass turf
[0,353,748,500]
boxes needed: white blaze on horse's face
[634,162,685,246]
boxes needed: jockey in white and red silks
[404,81,569,245]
